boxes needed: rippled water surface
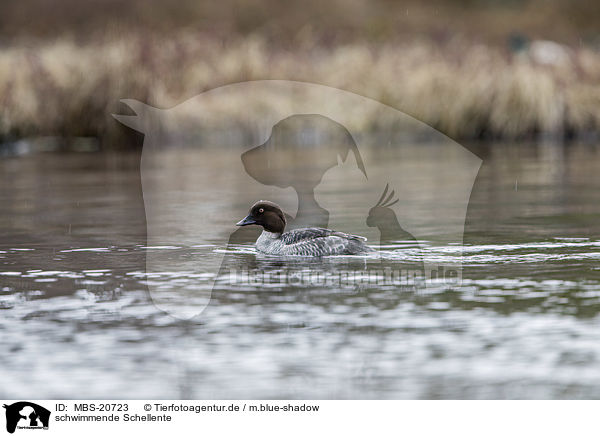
[2,143,600,399]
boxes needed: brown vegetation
[0,0,599,146]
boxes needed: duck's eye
[258,208,264,214]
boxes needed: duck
[236,201,372,256]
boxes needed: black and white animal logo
[3,402,50,434]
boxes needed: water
[2,143,600,399]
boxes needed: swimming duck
[236,201,372,256]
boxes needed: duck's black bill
[236,215,257,226]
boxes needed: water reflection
[1,143,600,398]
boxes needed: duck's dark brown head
[236,200,287,234]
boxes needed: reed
[1,33,599,147]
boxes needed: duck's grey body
[256,228,371,256]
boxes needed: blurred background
[0,0,599,150]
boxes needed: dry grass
[1,33,600,146]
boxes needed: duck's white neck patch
[262,230,281,238]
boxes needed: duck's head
[236,200,287,234]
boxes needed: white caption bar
[0,400,596,436]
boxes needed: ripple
[2,237,600,398]
[60,247,111,253]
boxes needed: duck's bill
[236,215,257,226]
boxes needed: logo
[3,402,50,434]
[113,80,481,319]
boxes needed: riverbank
[1,34,599,148]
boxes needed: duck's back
[278,227,371,256]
